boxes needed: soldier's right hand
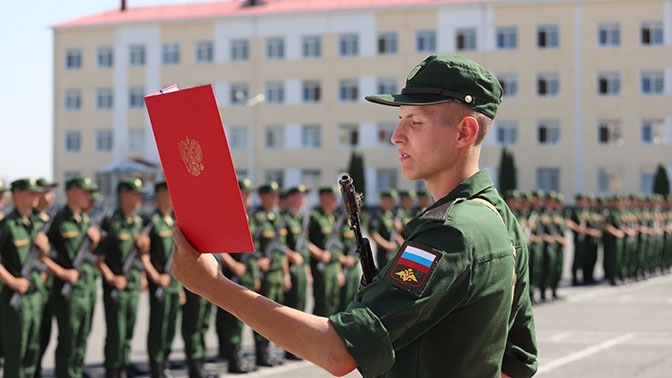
[320,249,332,263]
[64,269,80,285]
[11,277,31,294]
[258,257,271,272]
[158,273,171,288]
[111,275,128,291]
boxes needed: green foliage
[653,163,670,195]
[498,148,517,192]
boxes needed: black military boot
[150,361,168,378]
[255,340,285,367]
[105,368,122,378]
[228,345,257,373]
[187,359,219,378]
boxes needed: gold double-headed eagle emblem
[395,268,418,283]
[179,136,204,176]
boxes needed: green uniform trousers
[147,285,180,364]
[102,285,140,369]
[0,288,43,378]
[284,264,308,312]
[339,263,360,312]
[311,261,340,316]
[254,269,284,343]
[182,289,213,360]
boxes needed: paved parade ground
[27,271,671,378]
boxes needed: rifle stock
[338,175,379,287]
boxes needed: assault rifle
[10,212,56,311]
[110,217,155,303]
[316,214,345,273]
[338,175,379,287]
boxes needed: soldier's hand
[64,269,80,285]
[179,290,187,305]
[337,271,346,287]
[283,275,292,292]
[171,225,222,297]
[320,249,332,263]
[159,273,171,288]
[111,275,128,291]
[341,255,356,268]
[258,257,271,272]
[11,277,31,294]
[34,232,50,254]
[135,234,150,253]
[87,226,101,245]
[287,250,304,266]
[141,274,149,292]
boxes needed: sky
[0,0,217,183]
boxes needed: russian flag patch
[385,241,442,297]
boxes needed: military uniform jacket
[283,210,310,269]
[253,210,287,280]
[0,209,46,296]
[308,208,345,263]
[47,206,97,290]
[330,170,537,378]
[95,209,144,291]
[368,209,397,245]
[148,210,181,294]
[222,213,258,288]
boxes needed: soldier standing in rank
[338,208,359,313]
[216,178,258,374]
[0,178,50,378]
[368,189,402,269]
[584,195,603,284]
[140,180,182,378]
[396,190,416,227]
[567,194,589,285]
[413,188,432,216]
[526,190,545,303]
[602,195,625,286]
[308,185,345,317]
[547,192,567,300]
[281,185,311,361]
[34,177,58,378]
[40,175,100,378]
[95,177,150,378]
[251,182,291,366]
[182,279,218,377]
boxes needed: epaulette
[420,198,467,222]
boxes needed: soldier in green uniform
[182,286,218,378]
[170,54,537,378]
[308,185,345,317]
[95,177,149,378]
[527,190,545,303]
[251,182,289,366]
[567,194,590,285]
[338,210,359,313]
[396,190,416,227]
[602,195,625,286]
[368,189,402,268]
[40,175,100,378]
[140,180,182,378]
[413,188,432,216]
[215,178,257,373]
[0,178,50,378]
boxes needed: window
[227,126,248,150]
[64,131,81,153]
[301,125,321,148]
[597,71,620,95]
[196,41,213,63]
[65,90,81,111]
[266,37,285,60]
[456,28,477,51]
[129,44,146,66]
[597,167,622,194]
[264,125,284,149]
[230,83,249,105]
[377,32,398,55]
[376,169,399,197]
[537,25,559,48]
[598,23,620,46]
[95,130,113,152]
[339,79,359,102]
[96,88,113,110]
[65,49,82,70]
[302,81,321,103]
[496,26,517,50]
[498,74,518,97]
[641,70,664,95]
[537,120,560,145]
[301,170,321,190]
[495,121,518,146]
[129,87,145,108]
[377,78,397,95]
[416,30,436,53]
[302,35,321,58]
[162,43,180,65]
[97,47,114,68]
[231,39,249,61]
[641,119,665,145]
[537,168,560,192]
[265,81,284,104]
[597,120,623,145]
[640,171,654,194]
[537,73,559,96]
[641,21,663,46]
[338,124,359,147]
[263,170,284,188]
[129,129,145,153]
[339,34,359,57]
[377,123,395,146]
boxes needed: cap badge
[407,64,423,81]
[464,95,473,104]
[179,136,205,177]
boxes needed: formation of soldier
[3,175,671,377]
[503,189,672,305]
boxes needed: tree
[347,151,366,202]
[653,163,670,195]
[498,148,517,192]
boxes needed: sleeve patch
[383,241,442,298]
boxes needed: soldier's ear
[456,116,478,147]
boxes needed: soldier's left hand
[135,234,150,253]
[34,232,50,254]
[87,226,101,245]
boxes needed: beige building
[52,0,672,204]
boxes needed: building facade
[52,0,672,204]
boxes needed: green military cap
[532,189,545,198]
[257,181,280,194]
[416,188,429,197]
[285,184,308,197]
[398,189,416,199]
[318,185,339,196]
[547,191,558,200]
[91,190,103,202]
[117,177,147,194]
[379,189,398,199]
[520,191,533,201]
[556,192,564,202]
[11,178,42,192]
[365,54,503,119]
[154,180,168,192]
[501,189,520,200]
[238,178,252,192]
[66,175,98,191]
[37,178,58,188]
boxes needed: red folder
[145,84,254,253]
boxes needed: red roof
[53,0,503,29]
